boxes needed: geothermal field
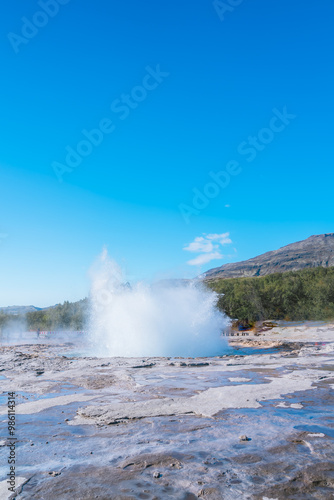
[0,322,334,499]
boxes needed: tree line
[0,299,88,333]
[206,266,334,326]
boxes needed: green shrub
[206,267,334,323]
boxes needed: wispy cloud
[206,233,232,245]
[183,237,214,254]
[187,252,223,266]
[183,232,232,266]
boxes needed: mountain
[204,233,334,280]
[0,304,61,315]
[0,305,42,315]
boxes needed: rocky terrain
[204,233,334,279]
[0,325,334,499]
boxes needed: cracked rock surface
[0,325,334,499]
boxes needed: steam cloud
[88,249,229,357]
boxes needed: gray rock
[204,233,334,279]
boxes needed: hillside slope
[204,233,334,279]
[0,305,42,315]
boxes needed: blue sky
[0,0,333,307]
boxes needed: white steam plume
[88,249,230,357]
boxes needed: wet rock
[233,453,262,464]
[198,487,221,498]
[120,453,185,473]
[256,461,334,500]
[170,461,182,469]
[132,363,155,369]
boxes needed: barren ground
[0,323,334,499]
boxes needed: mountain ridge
[0,304,60,315]
[204,233,334,280]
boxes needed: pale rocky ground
[0,324,334,499]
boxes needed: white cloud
[184,232,232,266]
[187,252,223,266]
[183,236,214,253]
[206,233,232,245]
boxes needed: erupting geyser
[88,249,230,357]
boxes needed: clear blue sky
[0,0,333,307]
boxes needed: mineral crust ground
[0,323,334,499]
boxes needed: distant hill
[0,304,62,315]
[204,233,334,280]
[0,305,42,315]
